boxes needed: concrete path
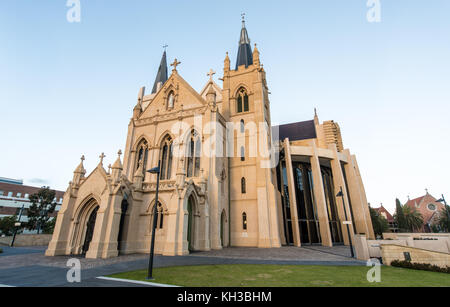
[0,245,365,287]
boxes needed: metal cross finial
[163,44,168,51]
[171,58,181,71]
[80,155,85,162]
[99,152,106,164]
[241,13,245,21]
[425,188,429,195]
[207,69,216,80]
[118,149,122,158]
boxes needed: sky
[1,0,449,213]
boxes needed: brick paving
[0,245,365,287]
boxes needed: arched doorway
[187,195,195,252]
[117,198,129,254]
[81,206,99,255]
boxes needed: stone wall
[0,234,52,247]
[353,233,450,261]
[381,244,450,268]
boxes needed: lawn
[109,264,450,287]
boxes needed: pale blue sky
[1,1,449,213]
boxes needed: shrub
[391,260,450,274]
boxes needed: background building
[0,177,64,234]
[373,204,397,232]
[404,192,446,232]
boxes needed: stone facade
[381,244,450,268]
[46,19,374,259]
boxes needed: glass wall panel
[321,167,343,244]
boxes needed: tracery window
[160,136,173,180]
[236,88,249,113]
[186,130,201,178]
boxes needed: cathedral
[46,19,374,259]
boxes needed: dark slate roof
[272,120,317,142]
[151,51,168,93]
[235,20,253,69]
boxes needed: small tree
[403,205,424,232]
[42,218,56,234]
[438,206,450,232]
[369,207,389,236]
[27,187,57,234]
[394,198,407,232]
[0,216,17,236]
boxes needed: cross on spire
[171,58,181,71]
[80,155,85,162]
[99,152,106,164]
[207,69,216,80]
[117,149,122,158]
[163,44,168,51]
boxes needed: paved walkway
[0,245,365,287]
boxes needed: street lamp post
[436,194,450,232]
[146,160,161,280]
[11,204,25,247]
[336,186,354,258]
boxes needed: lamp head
[147,166,160,174]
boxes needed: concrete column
[342,149,371,237]
[283,139,301,247]
[310,141,332,247]
[351,155,375,239]
[328,144,355,246]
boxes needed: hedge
[391,260,450,274]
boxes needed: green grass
[109,264,450,287]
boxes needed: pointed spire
[112,150,123,170]
[74,155,86,174]
[151,50,168,93]
[314,108,319,125]
[224,52,230,72]
[253,43,260,67]
[235,14,253,69]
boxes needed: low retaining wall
[381,244,450,268]
[353,234,450,261]
[0,234,52,247]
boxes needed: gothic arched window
[135,139,149,176]
[167,91,175,109]
[241,177,246,194]
[240,119,245,133]
[151,202,164,230]
[160,136,173,180]
[242,212,247,230]
[236,88,249,113]
[186,130,201,178]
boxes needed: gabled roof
[405,195,426,209]
[374,205,394,222]
[199,79,223,101]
